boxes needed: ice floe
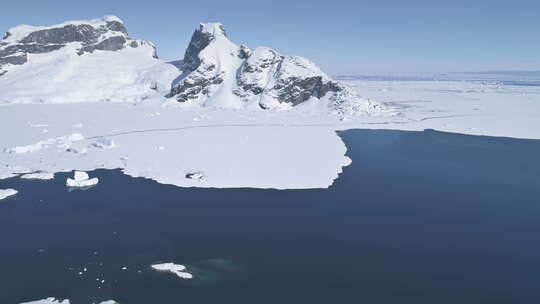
[19,298,69,304]
[20,172,55,180]
[18,299,117,304]
[152,262,193,279]
[0,189,18,200]
[66,171,99,188]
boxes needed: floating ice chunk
[98,301,119,304]
[66,178,98,188]
[19,298,69,304]
[151,263,193,279]
[0,189,18,200]
[21,172,55,180]
[66,171,98,188]
[75,171,89,180]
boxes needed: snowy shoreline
[1,80,539,190]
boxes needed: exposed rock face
[0,16,178,104]
[0,16,156,75]
[168,23,382,114]
[166,23,233,103]
[183,23,226,71]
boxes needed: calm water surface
[1,129,540,304]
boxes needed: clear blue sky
[2,0,539,75]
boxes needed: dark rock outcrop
[167,23,230,102]
[167,23,364,112]
[0,16,155,75]
[183,23,226,71]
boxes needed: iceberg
[66,171,99,188]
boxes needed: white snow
[0,189,18,200]
[167,23,379,115]
[18,298,69,304]
[66,171,98,188]
[0,44,178,105]
[4,16,122,43]
[4,133,84,154]
[152,263,193,279]
[20,172,55,180]
[1,20,539,190]
[199,22,226,37]
[0,78,539,190]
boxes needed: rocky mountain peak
[199,23,227,38]
[0,16,156,75]
[168,23,382,115]
[182,23,228,71]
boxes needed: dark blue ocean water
[1,129,540,304]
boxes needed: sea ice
[19,298,69,304]
[20,172,55,180]
[0,80,538,190]
[4,133,84,154]
[0,189,18,200]
[66,171,99,188]
[152,262,193,279]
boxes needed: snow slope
[168,23,382,115]
[0,16,178,104]
[0,44,177,104]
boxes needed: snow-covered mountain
[168,23,381,114]
[0,16,177,103]
[0,17,381,115]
